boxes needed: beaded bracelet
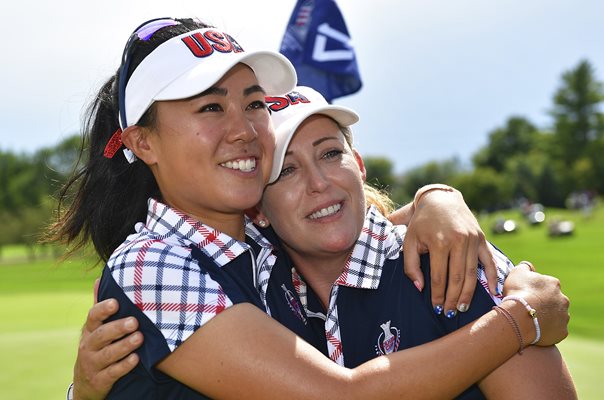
[502,295,541,344]
[492,305,525,354]
[413,184,456,210]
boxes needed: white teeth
[221,158,256,172]
[309,203,341,220]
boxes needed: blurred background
[1,0,602,398]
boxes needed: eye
[199,103,223,113]
[322,149,344,160]
[247,100,269,111]
[278,165,296,179]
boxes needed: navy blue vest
[261,226,490,400]
[98,237,267,399]
[100,226,492,399]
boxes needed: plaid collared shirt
[107,198,276,352]
[292,205,513,366]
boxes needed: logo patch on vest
[281,284,306,324]
[375,320,400,355]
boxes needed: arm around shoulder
[156,301,551,400]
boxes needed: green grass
[0,292,92,399]
[478,203,604,340]
[0,202,603,399]
[477,203,604,399]
[0,256,99,399]
[558,337,604,399]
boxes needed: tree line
[0,60,602,255]
[365,59,604,211]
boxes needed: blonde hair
[337,125,396,216]
[364,183,396,216]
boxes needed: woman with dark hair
[51,18,571,400]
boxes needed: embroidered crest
[282,284,306,324]
[375,320,400,355]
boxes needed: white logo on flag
[312,23,354,62]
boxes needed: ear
[353,148,367,183]
[245,205,271,228]
[121,126,157,165]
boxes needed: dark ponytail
[47,18,212,262]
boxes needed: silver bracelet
[502,295,541,344]
[66,382,74,400]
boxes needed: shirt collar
[244,218,275,251]
[142,198,251,267]
[333,205,406,289]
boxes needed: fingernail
[413,280,423,292]
[446,309,457,319]
[125,317,136,330]
[457,303,469,313]
[107,298,118,311]
[434,305,443,315]
[129,333,141,344]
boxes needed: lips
[220,157,256,172]
[308,202,342,220]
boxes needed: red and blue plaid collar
[334,205,406,289]
[293,205,405,301]
[143,198,251,266]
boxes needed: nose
[225,108,257,143]
[305,163,330,194]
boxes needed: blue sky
[2,0,603,173]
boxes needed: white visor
[266,86,360,184]
[122,28,297,128]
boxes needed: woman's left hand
[391,187,498,316]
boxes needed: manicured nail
[434,305,443,315]
[457,303,469,313]
[446,309,457,319]
[413,280,423,292]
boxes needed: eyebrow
[312,136,339,147]
[189,84,266,100]
[244,84,266,97]
[284,136,340,157]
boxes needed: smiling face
[133,64,274,236]
[260,115,366,264]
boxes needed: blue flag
[280,0,362,102]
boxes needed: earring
[258,219,268,228]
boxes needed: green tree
[0,151,28,210]
[549,60,604,197]
[535,161,565,207]
[45,135,82,176]
[0,135,80,252]
[400,158,463,195]
[551,60,604,165]
[363,156,396,190]
[473,116,539,172]
[584,136,604,193]
[500,148,565,207]
[451,168,513,212]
